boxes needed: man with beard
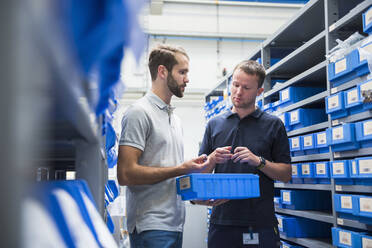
[117,44,213,248]
[197,60,291,247]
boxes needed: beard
[167,74,184,98]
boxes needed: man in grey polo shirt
[117,44,212,248]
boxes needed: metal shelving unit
[280,234,333,248]
[274,183,332,191]
[278,91,327,113]
[275,208,334,223]
[287,121,329,137]
[335,184,372,193]
[291,152,331,162]
[337,217,372,231]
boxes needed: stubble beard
[167,73,184,98]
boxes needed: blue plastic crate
[176,173,260,200]
[327,123,360,152]
[301,134,318,155]
[278,112,291,132]
[314,131,329,153]
[326,91,348,119]
[289,136,304,157]
[354,195,372,224]
[358,78,372,110]
[348,48,371,77]
[281,241,304,248]
[334,194,355,217]
[288,108,327,130]
[344,87,364,115]
[331,160,354,185]
[328,53,356,87]
[314,161,331,184]
[356,119,372,148]
[281,189,331,210]
[291,164,303,184]
[353,157,372,185]
[363,6,372,34]
[332,227,362,248]
[299,162,317,184]
[279,86,324,108]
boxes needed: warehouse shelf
[274,183,332,191]
[205,78,228,99]
[275,208,334,223]
[333,147,372,159]
[330,75,368,95]
[331,109,372,126]
[266,31,326,77]
[278,91,327,113]
[335,184,372,194]
[264,61,326,97]
[291,152,330,162]
[287,121,329,137]
[280,234,333,248]
[336,217,372,231]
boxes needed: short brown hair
[148,44,189,81]
[233,60,266,88]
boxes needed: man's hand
[231,147,260,166]
[210,146,233,164]
[181,154,211,174]
[191,199,229,206]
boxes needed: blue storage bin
[300,162,317,184]
[344,87,363,115]
[301,134,318,155]
[353,157,372,185]
[281,189,331,210]
[276,214,331,238]
[360,233,372,248]
[331,160,354,185]
[356,119,372,148]
[348,48,370,77]
[354,195,372,224]
[176,173,260,200]
[332,227,362,248]
[326,91,348,119]
[278,112,291,132]
[291,163,303,184]
[328,53,356,87]
[358,78,372,110]
[281,241,304,248]
[363,6,372,34]
[279,86,324,108]
[314,161,331,184]
[289,136,304,157]
[314,131,329,153]
[327,123,359,152]
[288,108,327,130]
[334,194,356,220]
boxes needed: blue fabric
[130,229,183,248]
[106,211,115,234]
[107,147,118,169]
[105,122,116,151]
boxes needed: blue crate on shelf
[276,214,331,238]
[332,227,362,248]
[331,160,354,185]
[290,163,303,184]
[327,123,360,152]
[281,241,304,248]
[279,86,324,108]
[348,48,371,77]
[354,195,372,224]
[363,6,372,34]
[280,189,331,210]
[289,136,304,157]
[360,233,372,247]
[176,173,260,200]
[326,91,348,119]
[288,108,327,130]
[353,157,372,185]
[278,112,291,132]
[334,194,356,219]
[301,134,318,155]
[299,162,317,184]
[328,53,356,87]
[314,131,329,153]
[314,161,331,184]
[355,119,372,148]
[358,78,372,110]
[344,86,364,115]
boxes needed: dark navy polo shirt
[199,107,291,228]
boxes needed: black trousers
[208,224,281,248]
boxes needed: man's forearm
[259,161,292,183]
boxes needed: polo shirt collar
[146,91,176,113]
[224,107,263,119]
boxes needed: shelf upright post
[261,45,272,104]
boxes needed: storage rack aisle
[205,1,372,247]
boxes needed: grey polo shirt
[119,91,185,234]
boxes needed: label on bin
[290,111,298,123]
[302,164,310,175]
[317,133,327,145]
[333,162,345,175]
[362,237,372,248]
[361,81,372,92]
[282,191,291,202]
[179,176,191,190]
[339,231,352,246]
[277,217,283,229]
[335,58,347,74]
[281,89,289,101]
[292,165,298,176]
[341,195,352,209]
[360,43,372,62]
[347,89,358,104]
[360,197,372,213]
[366,8,372,27]
[316,163,326,175]
[363,121,372,136]
[359,159,372,174]
[282,245,289,248]
[291,137,300,149]
[352,161,357,175]
[303,136,313,147]
[332,126,344,140]
[328,95,339,109]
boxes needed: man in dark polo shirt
[198,60,291,247]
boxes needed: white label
[304,136,313,147]
[362,237,372,248]
[328,95,340,109]
[337,218,344,225]
[331,87,338,94]
[283,245,289,248]
[359,159,372,174]
[363,121,372,136]
[361,81,372,92]
[347,89,358,104]
[282,191,291,202]
[333,162,345,175]
[360,198,372,213]
[359,43,372,62]
[332,126,344,140]
[335,58,347,74]
[316,163,326,175]
[279,114,285,124]
[291,137,300,149]
[292,165,298,176]
[332,120,340,126]
[363,43,372,54]
[366,8,372,27]
[66,171,76,180]
[290,110,299,123]
[302,164,310,175]
[277,218,283,229]
[352,161,357,175]
[317,133,327,145]
[336,185,342,191]
[334,152,341,158]
[341,195,353,209]
[281,89,289,101]
[179,176,191,190]
[339,231,352,246]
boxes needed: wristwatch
[256,156,266,170]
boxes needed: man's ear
[157,65,168,80]
[257,87,264,96]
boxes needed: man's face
[230,69,263,109]
[167,53,189,98]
